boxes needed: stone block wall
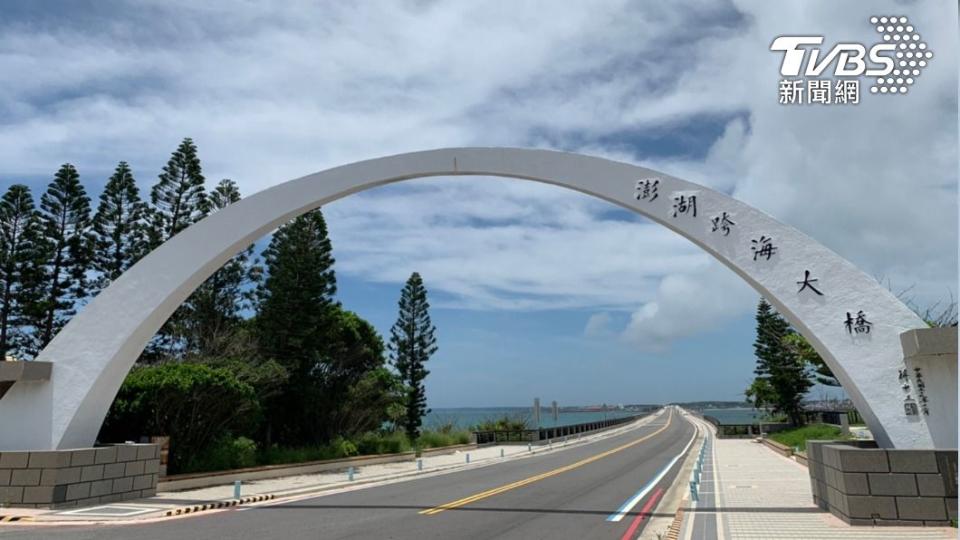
[807,440,957,526]
[0,443,159,508]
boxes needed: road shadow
[248,503,825,517]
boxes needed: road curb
[664,506,683,540]
[164,494,276,517]
[0,515,35,522]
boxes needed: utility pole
[552,401,559,423]
[533,397,541,427]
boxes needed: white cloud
[0,0,955,349]
[621,261,756,351]
[584,312,614,338]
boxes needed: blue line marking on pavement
[606,424,698,522]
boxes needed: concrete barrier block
[838,449,889,473]
[888,451,938,473]
[0,486,24,504]
[810,462,825,481]
[90,479,113,497]
[70,449,96,467]
[103,462,125,479]
[816,480,828,503]
[847,494,897,519]
[11,469,40,486]
[56,467,81,484]
[115,445,139,462]
[140,487,157,498]
[826,486,849,516]
[80,464,104,482]
[806,441,825,465]
[65,482,90,501]
[144,459,160,474]
[94,447,118,464]
[22,486,55,504]
[28,451,70,469]
[40,469,58,486]
[0,452,29,468]
[77,496,100,507]
[824,466,840,489]
[868,473,918,496]
[120,490,139,501]
[125,460,145,477]
[916,474,947,497]
[133,474,154,490]
[821,445,843,470]
[840,472,869,495]
[52,485,67,503]
[809,477,820,498]
[946,497,957,520]
[895,497,947,521]
[112,476,133,493]
[136,445,157,460]
[99,493,122,504]
[0,469,10,486]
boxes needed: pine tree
[91,161,148,291]
[149,137,206,246]
[182,179,258,356]
[144,138,207,359]
[751,298,812,425]
[256,208,337,363]
[255,208,338,444]
[0,185,42,358]
[25,164,93,353]
[389,272,437,441]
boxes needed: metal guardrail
[472,413,648,445]
[689,437,707,503]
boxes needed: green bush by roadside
[768,423,846,452]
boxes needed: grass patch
[417,430,471,449]
[769,423,846,451]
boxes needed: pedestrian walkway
[683,435,954,539]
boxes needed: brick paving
[712,438,954,539]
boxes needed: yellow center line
[419,409,674,515]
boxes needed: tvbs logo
[771,36,894,77]
[770,16,933,104]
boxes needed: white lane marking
[58,504,161,516]
[606,420,697,522]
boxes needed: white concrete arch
[0,147,933,450]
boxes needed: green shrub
[356,432,410,455]
[473,414,528,431]
[417,430,471,449]
[182,435,259,473]
[769,424,845,451]
[99,362,260,474]
[333,437,359,457]
[231,436,258,468]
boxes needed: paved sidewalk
[707,438,954,539]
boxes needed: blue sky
[1,1,956,407]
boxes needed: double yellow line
[419,409,673,515]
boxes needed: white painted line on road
[605,422,697,523]
[58,504,160,517]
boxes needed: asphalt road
[4,408,695,540]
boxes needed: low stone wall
[159,443,477,492]
[0,443,159,508]
[807,440,957,526]
[761,437,793,457]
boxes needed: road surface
[4,408,695,540]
